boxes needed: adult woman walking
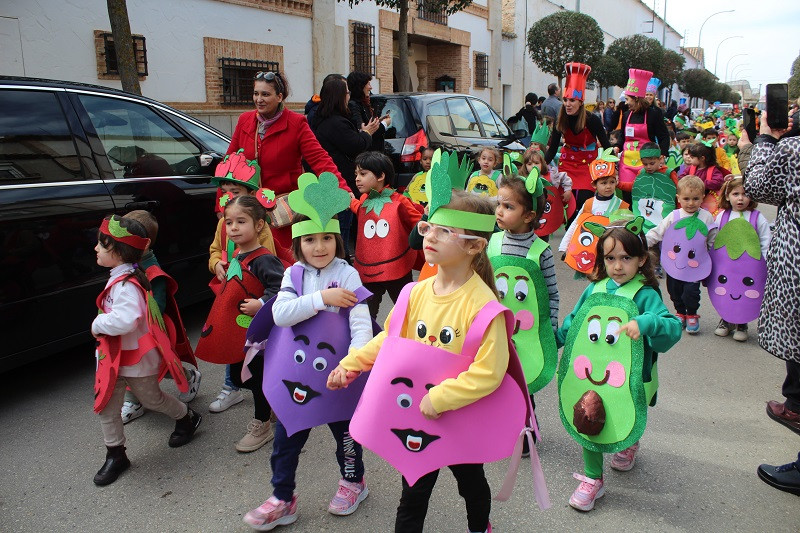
[544,62,611,213]
[311,77,377,253]
[615,68,670,195]
[227,71,351,249]
[347,71,390,152]
[746,112,800,495]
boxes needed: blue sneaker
[686,315,700,334]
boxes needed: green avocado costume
[557,274,653,454]
[488,234,558,393]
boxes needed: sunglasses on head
[255,71,284,94]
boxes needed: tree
[730,91,741,105]
[526,11,604,88]
[657,49,685,101]
[590,54,625,96]
[342,0,472,92]
[789,54,800,100]
[680,68,717,107]
[106,0,141,95]
[607,34,665,82]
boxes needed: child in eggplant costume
[243,172,377,530]
[556,216,681,512]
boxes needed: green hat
[426,149,496,232]
[530,120,550,147]
[288,172,351,238]
[585,213,644,238]
[211,149,261,190]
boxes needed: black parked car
[370,93,526,187]
[0,77,228,372]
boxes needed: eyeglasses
[255,71,284,94]
[417,221,485,243]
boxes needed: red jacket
[227,109,351,248]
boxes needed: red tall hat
[563,62,592,101]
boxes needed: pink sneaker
[243,495,298,531]
[569,473,605,511]
[328,478,369,516]
[611,442,640,471]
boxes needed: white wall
[334,2,382,93]
[450,11,493,101]
[1,0,314,103]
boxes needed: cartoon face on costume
[349,308,527,486]
[355,199,415,280]
[558,296,647,453]
[413,318,461,349]
[707,217,767,324]
[466,175,499,197]
[535,186,565,237]
[492,259,557,393]
[632,172,676,231]
[565,212,609,273]
[249,290,375,436]
[406,173,428,205]
[660,213,711,282]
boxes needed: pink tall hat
[563,62,592,101]
[624,68,653,97]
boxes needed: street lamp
[714,36,743,77]
[730,66,751,82]
[697,9,735,63]
[725,54,748,82]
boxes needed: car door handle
[124,200,160,211]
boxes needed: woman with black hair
[312,77,377,253]
[346,71,391,152]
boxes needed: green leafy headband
[524,167,548,198]
[427,149,496,232]
[530,120,550,147]
[504,152,523,176]
[639,147,661,159]
[288,172,351,238]
[585,214,644,238]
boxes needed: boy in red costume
[350,151,423,319]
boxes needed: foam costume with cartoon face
[349,283,534,485]
[631,166,677,231]
[707,211,767,324]
[535,186,576,237]
[660,211,712,282]
[557,274,652,453]
[564,197,624,274]
[245,265,381,436]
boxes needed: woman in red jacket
[227,71,352,249]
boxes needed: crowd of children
[86,63,775,531]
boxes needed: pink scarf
[256,106,284,139]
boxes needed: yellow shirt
[208,217,277,273]
[339,272,510,414]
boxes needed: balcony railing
[418,1,448,25]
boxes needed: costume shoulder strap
[460,300,506,359]
[526,238,548,264]
[387,282,417,337]
[239,246,271,268]
[592,275,644,300]
[720,209,731,228]
[604,195,622,215]
[749,209,760,227]
[488,232,503,257]
[290,263,305,297]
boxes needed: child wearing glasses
[328,152,545,530]
[349,151,423,319]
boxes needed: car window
[446,98,482,138]
[0,90,83,184]
[425,100,453,137]
[78,94,201,178]
[489,104,511,137]
[470,99,503,138]
[373,98,415,139]
[170,114,230,155]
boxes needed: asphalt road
[1,207,797,532]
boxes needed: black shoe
[168,409,201,448]
[93,445,130,486]
[757,454,800,496]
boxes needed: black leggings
[394,464,490,533]
[229,356,271,422]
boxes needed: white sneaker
[209,386,244,413]
[121,401,144,424]
[177,368,202,403]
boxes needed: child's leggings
[99,375,188,447]
[583,448,604,479]
[394,464,490,533]
[230,357,271,422]
[270,419,364,502]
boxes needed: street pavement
[1,204,797,532]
